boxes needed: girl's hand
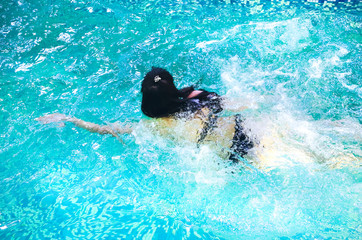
[35,113,70,124]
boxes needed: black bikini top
[177,86,223,144]
[178,86,223,116]
[179,87,254,161]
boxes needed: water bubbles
[57,32,72,43]
[92,143,100,150]
[308,58,323,78]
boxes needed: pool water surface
[0,0,361,239]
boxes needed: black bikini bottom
[229,114,254,163]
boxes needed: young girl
[36,67,254,163]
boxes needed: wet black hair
[141,67,194,118]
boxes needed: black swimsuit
[181,88,253,162]
[229,114,254,163]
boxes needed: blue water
[1,0,361,239]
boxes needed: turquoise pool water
[1,0,361,239]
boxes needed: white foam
[15,63,33,72]
[57,33,72,43]
[337,46,349,57]
[41,45,64,54]
[196,37,227,49]
[308,58,323,78]
[251,19,293,30]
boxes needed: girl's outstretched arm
[35,113,132,137]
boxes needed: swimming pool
[1,0,361,239]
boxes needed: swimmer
[36,67,254,163]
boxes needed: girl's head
[141,67,183,118]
